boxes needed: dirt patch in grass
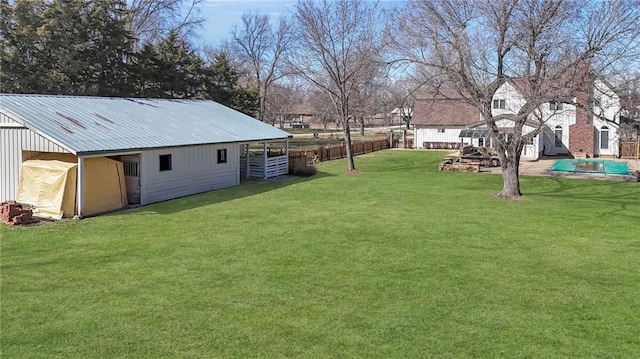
[344,169,364,175]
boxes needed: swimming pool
[550,159,632,176]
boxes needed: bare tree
[351,69,390,135]
[617,71,640,140]
[308,88,337,130]
[386,76,426,129]
[268,82,307,128]
[290,0,387,171]
[232,13,293,123]
[394,0,640,199]
[127,0,203,48]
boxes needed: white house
[0,94,291,217]
[413,78,622,159]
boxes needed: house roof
[0,94,291,155]
[412,88,481,126]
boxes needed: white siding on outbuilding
[1,113,70,202]
[139,143,241,205]
[414,128,463,148]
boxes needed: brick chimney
[568,65,595,157]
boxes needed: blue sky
[196,0,404,46]
[197,0,298,45]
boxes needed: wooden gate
[620,140,640,159]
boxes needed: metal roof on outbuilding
[0,94,291,155]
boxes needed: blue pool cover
[551,159,632,175]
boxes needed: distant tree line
[0,0,258,115]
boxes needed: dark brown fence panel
[288,138,390,165]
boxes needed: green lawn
[2,150,639,358]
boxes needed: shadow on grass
[109,171,335,217]
[523,176,640,219]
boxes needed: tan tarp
[81,157,128,216]
[16,154,128,219]
[16,160,77,220]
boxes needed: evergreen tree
[0,0,49,93]
[38,0,134,95]
[205,52,258,115]
[1,0,134,95]
[1,0,259,114]
[134,31,206,98]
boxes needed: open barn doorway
[119,154,141,204]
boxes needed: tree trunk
[343,121,356,171]
[259,88,265,122]
[497,151,522,200]
[359,116,365,136]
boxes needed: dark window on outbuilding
[159,154,172,171]
[217,149,227,164]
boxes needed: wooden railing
[240,154,289,179]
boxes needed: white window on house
[549,101,563,111]
[159,154,172,171]
[217,148,227,164]
[437,128,445,133]
[478,137,484,147]
[493,99,506,109]
[554,126,563,148]
[525,137,535,145]
[600,126,609,149]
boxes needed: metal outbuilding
[1,94,291,217]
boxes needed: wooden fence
[288,138,390,165]
[620,140,640,159]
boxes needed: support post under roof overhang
[245,144,250,179]
[263,142,268,179]
[76,156,84,219]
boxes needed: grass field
[2,150,639,358]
